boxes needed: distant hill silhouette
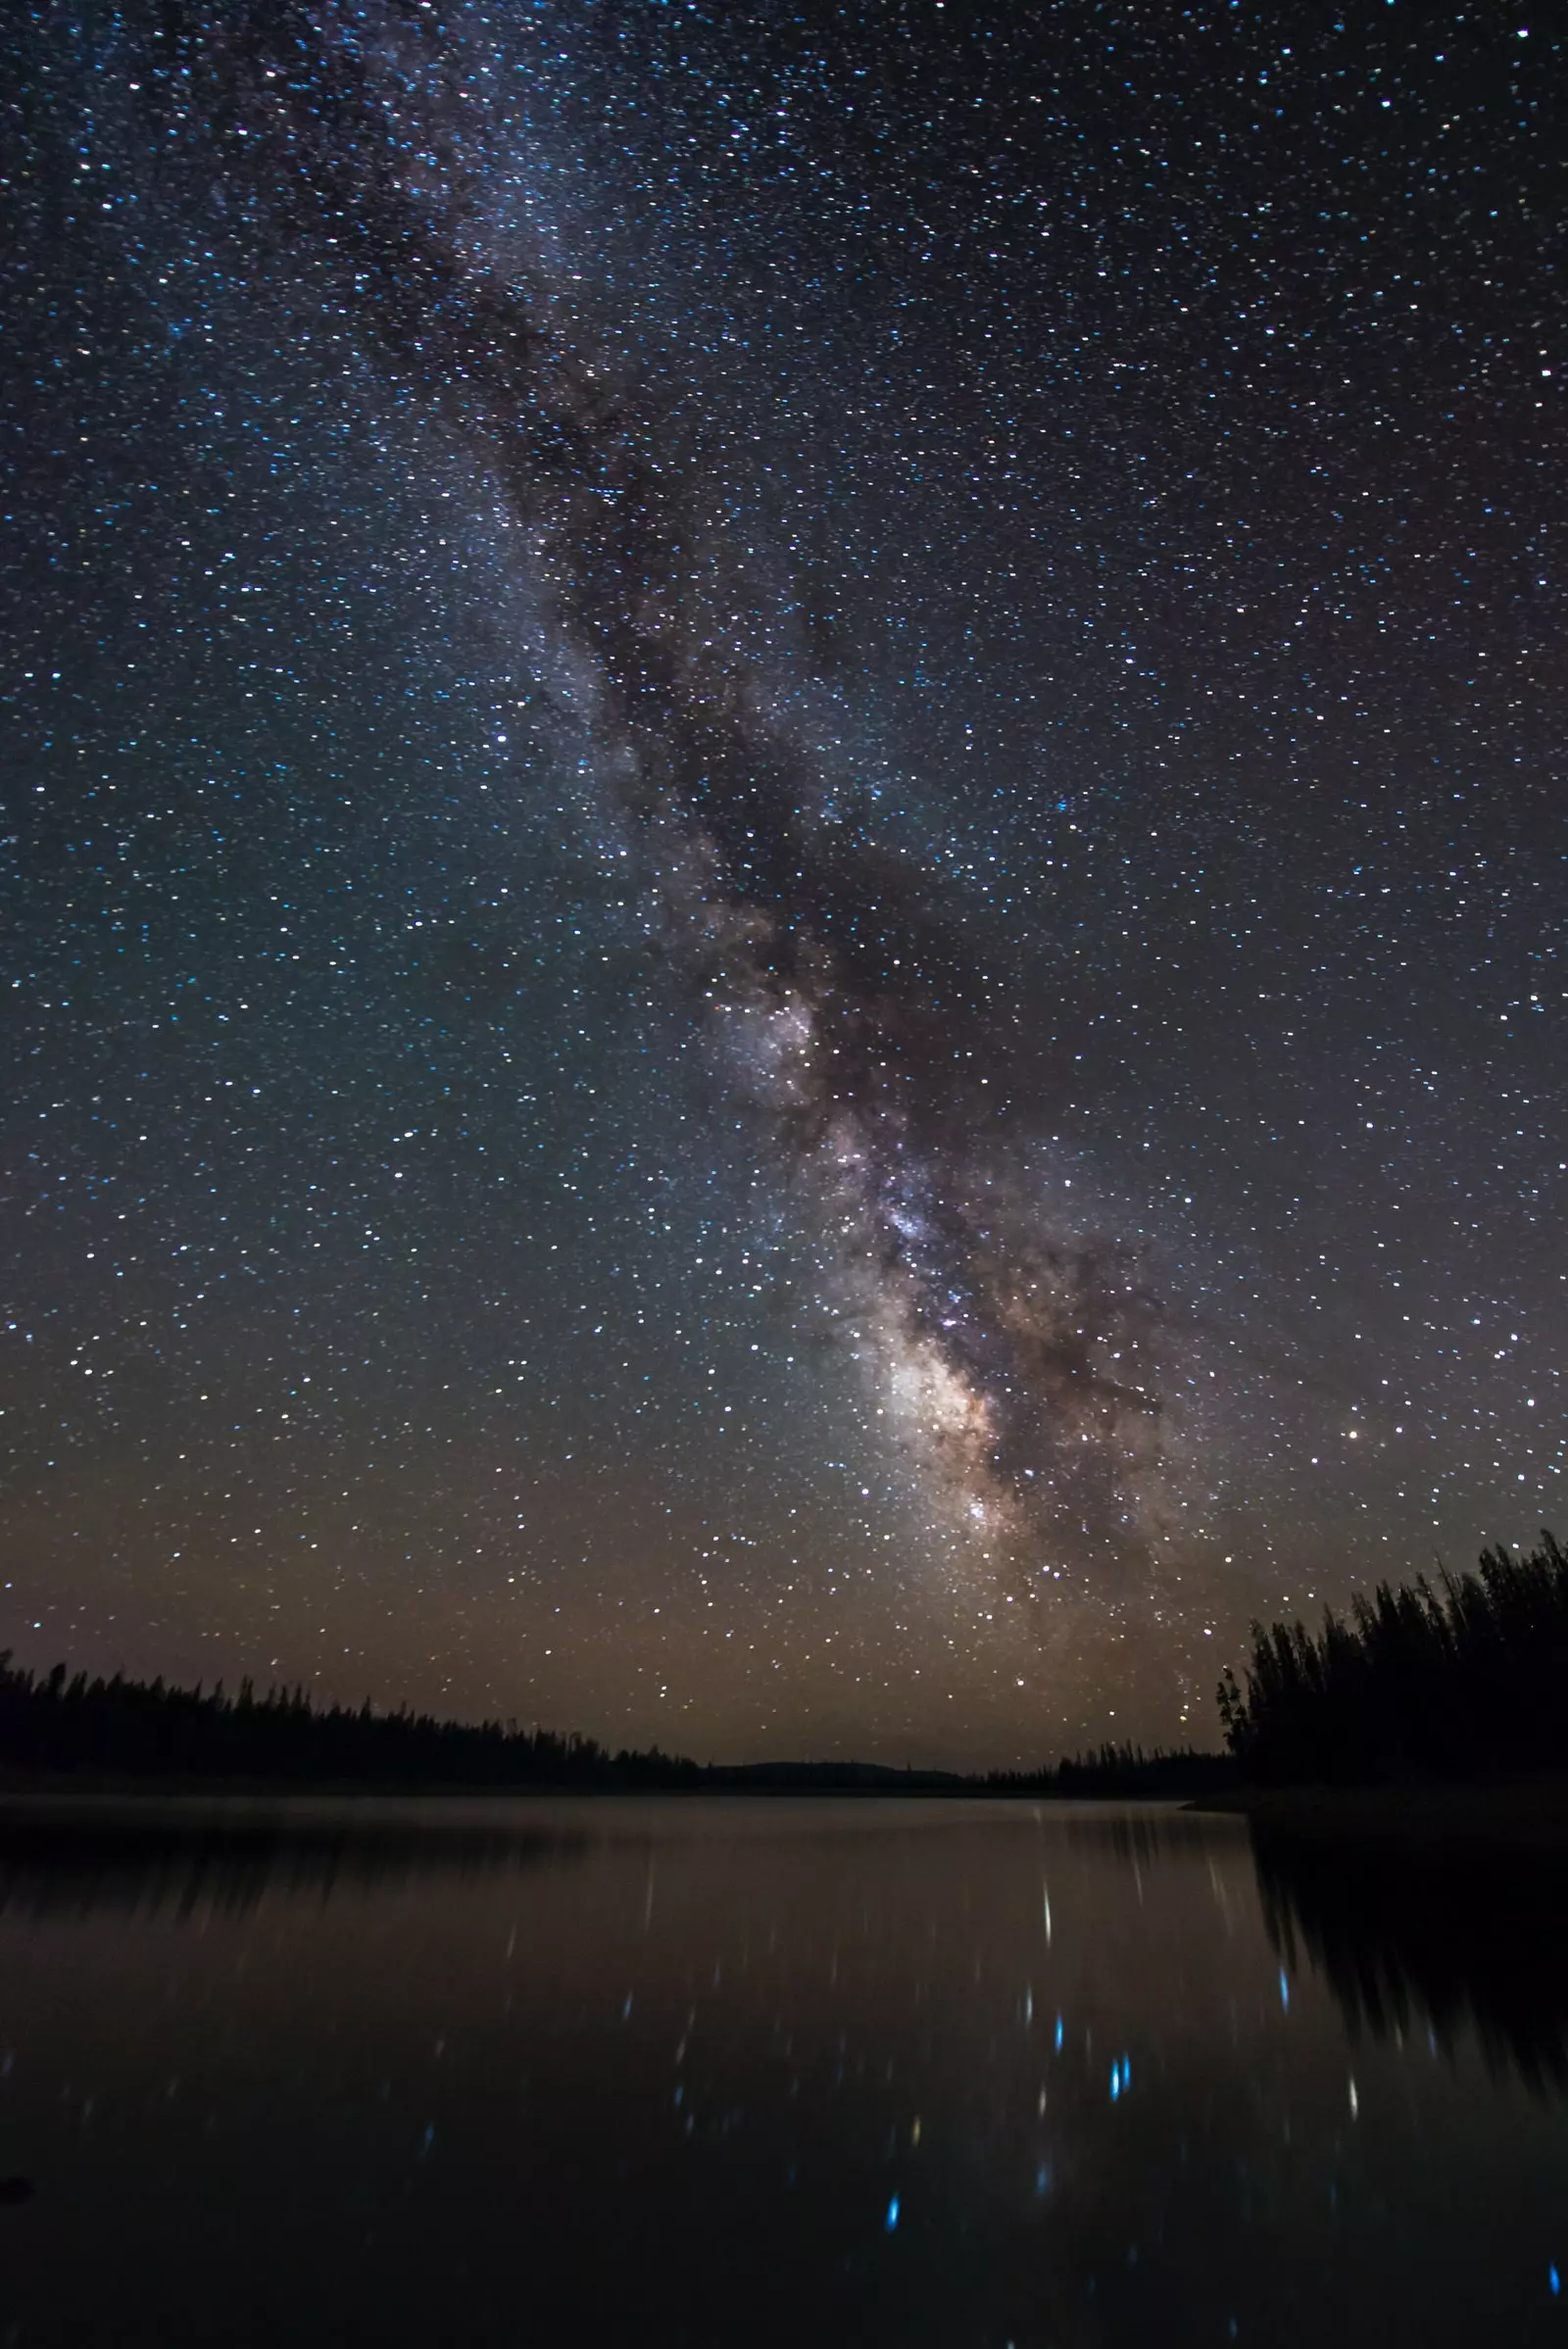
[707,1760,964,1791]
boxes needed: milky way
[3,0,1562,1760]
[188,0,1184,1586]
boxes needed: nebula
[167,0,1177,1591]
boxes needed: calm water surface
[0,1795,1563,2347]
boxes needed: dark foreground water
[0,1796,1564,2347]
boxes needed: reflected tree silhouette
[1253,1824,1568,2095]
[0,1806,588,1920]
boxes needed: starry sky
[3,0,1562,1766]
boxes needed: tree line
[982,1742,1238,1798]
[0,1655,702,1789]
[1217,1532,1568,1784]
[0,1651,1236,1796]
[22,1524,1563,1795]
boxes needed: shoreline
[0,1769,1208,1805]
[1191,1779,1568,1848]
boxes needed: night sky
[4,0,1562,1766]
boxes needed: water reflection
[0,1796,1560,2348]
[1253,1821,1568,2094]
[0,1798,585,1917]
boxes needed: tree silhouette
[0,1655,702,1789]
[1217,1532,1568,1784]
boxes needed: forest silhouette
[0,1655,700,1789]
[7,1532,1566,1792]
[0,1651,1236,1794]
[1218,1532,1568,1784]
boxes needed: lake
[0,1794,1562,2346]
